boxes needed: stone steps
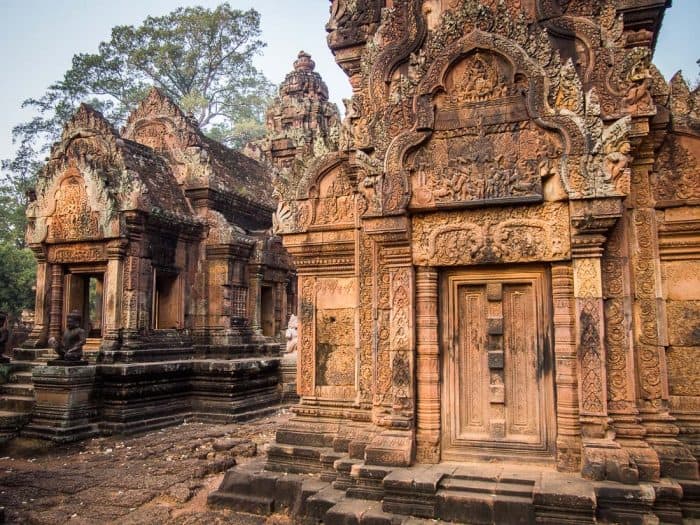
[435,468,536,524]
[209,459,600,524]
[8,371,32,384]
[0,395,35,412]
[0,382,34,397]
[0,347,54,442]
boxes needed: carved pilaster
[275,281,285,338]
[248,266,263,335]
[121,213,145,346]
[21,247,49,348]
[551,262,581,472]
[49,264,64,341]
[120,254,141,346]
[415,266,440,464]
[101,239,127,352]
[602,217,660,481]
[571,198,639,482]
[296,275,315,398]
[364,215,415,467]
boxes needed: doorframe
[440,264,556,463]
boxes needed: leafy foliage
[2,3,274,185]
[0,243,35,318]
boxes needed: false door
[441,267,554,462]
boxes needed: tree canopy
[0,3,276,318]
[4,4,274,182]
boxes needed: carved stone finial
[294,50,315,72]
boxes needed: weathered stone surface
[0,411,285,524]
[213,0,700,523]
[12,85,298,437]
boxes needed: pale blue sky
[0,0,698,165]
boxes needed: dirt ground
[0,409,295,524]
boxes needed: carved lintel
[570,197,624,257]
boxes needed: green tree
[0,243,35,318]
[3,3,274,186]
[1,3,275,316]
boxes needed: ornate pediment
[46,168,101,242]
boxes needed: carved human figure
[284,314,298,354]
[603,140,631,194]
[49,310,87,362]
[460,54,498,101]
[623,67,654,114]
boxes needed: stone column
[275,280,286,337]
[248,266,263,335]
[101,240,126,352]
[551,263,582,472]
[49,264,64,341]
[415,266,440,463]
[602,218,660,481]
[23,247,50,348]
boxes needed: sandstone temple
[0,87,303,438]
[2,0,700,522]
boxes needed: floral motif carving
[579,298,605,415]
[412,203,569,266]
[298,277,315,396]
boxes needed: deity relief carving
[313,167,355,226]
[48,171,100,242]
[412,202,570,266]
[450,52,502,103]
[408,122,562,210]
[599,116,632,196]
[432,50,529,129]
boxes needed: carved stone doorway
[441,266,555,463]
[64,266,106,350]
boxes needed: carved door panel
[441,267,554,462]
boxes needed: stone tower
[257,51,341,170]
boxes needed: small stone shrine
[211,0,700,522]
[13,88,296,437]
